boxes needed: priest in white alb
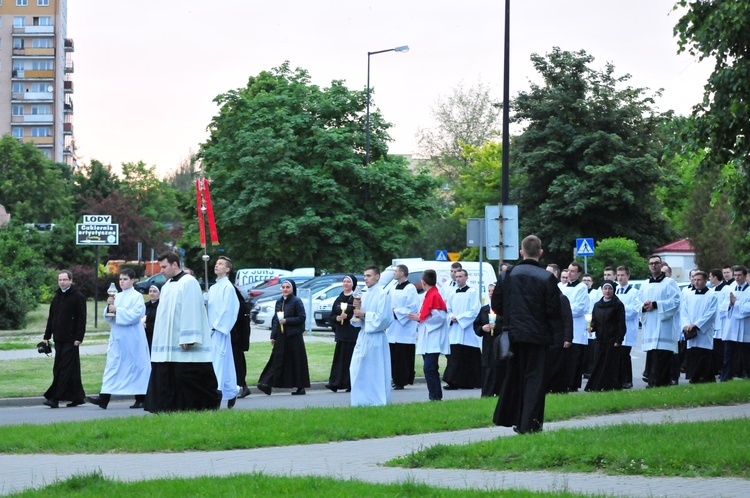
[680,270,718,383]
[145,252,220,413]
[350,265,393,406]
[386,264,420,390]
[86,268,151,409]
[442,269,482,389]
[207,256,239,408]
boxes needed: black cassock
[585,296,626,392]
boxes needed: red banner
[196,177,219,247]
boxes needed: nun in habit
[257,279,310,395]
[325,274,359,392]
[585,280,626,392]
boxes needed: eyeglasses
[648,262,662,266]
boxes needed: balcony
[13,26,55,35]
[64,61,74,73]
[12,91,54,102]
[24,115,54,124]
[24,136,54,145]
[63,122,73,135]
[64,101,73,114]
[13,48,55,56]
[15,70,54,79]
[64,38,74,52]
[64,80,73,93]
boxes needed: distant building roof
[655,238,694,253]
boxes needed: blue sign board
[576,238,595,257]
[435,250,449,261]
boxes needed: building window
[12,105,24,116]
[32,82,50,92]
[33,16,51,26]
[32,38,52,48]
[14,17,25,28]
[17,0,28,6]
[13,39,24,49]
[31,127,51,137]
[30,105,51,115]
[38,0,50,5]
[31,60,53,70]
[12,83,23,93]
[12,128,23,139]
[42,149,51,158]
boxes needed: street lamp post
[365,45,409,166]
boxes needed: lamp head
[394,45,409,53]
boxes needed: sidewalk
[0,404,748,497]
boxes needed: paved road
[0,403,748,497]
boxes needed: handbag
[492,329,513,364]
[36,341,52,356]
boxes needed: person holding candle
[325,274,360,392]
[473,283,506,397]
[257,279,310,395]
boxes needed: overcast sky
[67,0,711,177]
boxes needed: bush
[120,263,146,278]
[0,271,35,329]
[66,265,118,300]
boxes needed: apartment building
[0,0,73,165]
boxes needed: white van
[380,258,498,305]
[235,268,291,289]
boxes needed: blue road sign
[576,238,595,257]
[435,250,449,261]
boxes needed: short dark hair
[568,261,583,273]
[422,269,437,287]
[616,266,630,275]
[58,269,73,281]
[451,262,462,270]
[396,264,409,276]
[694,270,708,280]
[603,266,615,273]
[732,265,748,276]
[546,263,560,277]
[217,255,233,271]
[120,268,136,280]
[457,269,468,278]
[521,235,542,258]
[364,265,380,275]
[649,255,663,264]
[157,252,180,266]
[710,268,723,280]
[582,273,592,279]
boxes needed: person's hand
[338,313,347,321]
[107,296,114,305]
[614,343,620,347]
[73,340,81,347]
[407,313,420,321]
[180,343,192,351]
[270,339,275,345]
[279,319,286,325]
[42,339,49,345]
[450,316,457,324]
[563,341,572,349]
[354,309,366,318]
[488,322,495,330]
[730,292,736,306]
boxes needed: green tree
[199,63,438,270]
[578,237,648,286]
[674,0,750,252]
[0,134,73,223]
[417,81,501,190]
[511,48,673,265]
[72,159,120,212]
[120,161,181,223]
[452,141,502,221]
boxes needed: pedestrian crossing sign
[435,250,449,261]
[576,238,595,257]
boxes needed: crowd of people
[39,243,749,437]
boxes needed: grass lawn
[0,301,111,347]
[0,338,446,398]
[6,471,596,498]
[0,381,747,456]
[390,417,750,479]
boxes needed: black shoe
[393,385,405,390]
[85,396,107,409]
[130,401,145,409]
[622,382,633,389]
[291,388,306,395]
[43,399,59,409]
[257,384,271,395]
[67,399,86,408]
[443,384,459,390]
[227,397,237,409]
[237,386,251,398]
[324,384,338,393]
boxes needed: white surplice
[445,287,481,347]
[680,290,718,350]
[386,282,420,345]
[350,284,392,407]
[101,287,151,395]
[562,280,590,345]
[207,276,239,401]
[720,283,750,343]
[616,284,641,347]
[638,276,681,353]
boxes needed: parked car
[252,278,364,328]
[249,273,363,311]
[134,273,167,294]
[313,283,366,328]
[244,276,313,306]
